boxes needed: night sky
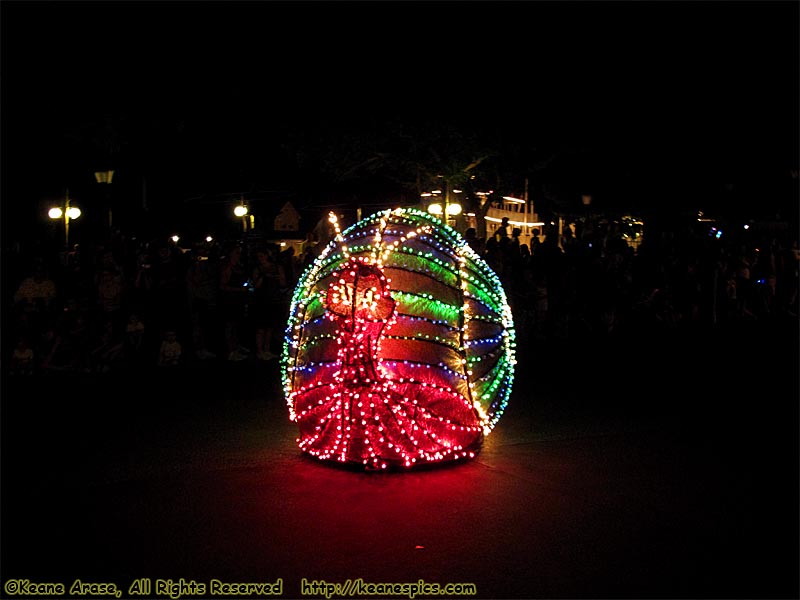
[1,1,798,242]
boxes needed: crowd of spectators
[4,217,798,378]
[4,232,311,376]
[483,220,798,346]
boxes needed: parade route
[2,323,798,599]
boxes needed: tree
[283,117,499,219]
[281,115,571,242]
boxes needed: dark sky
[1,1,798,233]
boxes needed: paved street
[2,321,798,599]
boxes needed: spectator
[39,311,89,373]
[498,216,510,239]
[10,334,35,376]
[94,248,124,284]
[88,318,124,374]
[219,245,250,361]
[186,243,219,360]
[124,312,146,362]
[251,246,287,361]
[464,227,484,255]
[278,246,298,290]
[151,242,188,333]
[157,328,183,367]
[301,231,318,257]
[96,269,125,336]
[132,243,155,312]
[13,260,58,335]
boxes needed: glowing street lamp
[48,189,81,249]
[233,198,250,232]
[447,200,463,216]
[425,186,462,225]
[427,202,443,216]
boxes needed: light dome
[281,207,516,470]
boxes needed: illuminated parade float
[281,208,516,470]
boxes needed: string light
[282,207,516,469]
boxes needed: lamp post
[94,169,114,232]
[48,189,81,249]
[448,186,463,230]
[425,178,462,229]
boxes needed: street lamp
[48,189,81,249]
[424,184,462,228]
[94,169,114,184]
[94,169,114,231]
[425,190,443,217]
[233,200,248,232]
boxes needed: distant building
[274,202,301,232]
[239,200,305,257]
